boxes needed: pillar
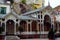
[37,22,39,32]
[57,23,59,32]
[27,21,28,32]
[28,20,32,32]
[14,22,16,35]
[5,22,6,34]
[37,20,40,32]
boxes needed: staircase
[6,36,20,40]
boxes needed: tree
[21,0,26,4]
[30,3,37,10]
[0,26,4,34]
[18,26,24,38]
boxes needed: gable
[3,13,19,19]
[23,13,38,19]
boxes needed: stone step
[6,36,20,40]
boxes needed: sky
[45,0,60,8]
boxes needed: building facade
[0,0,60,40]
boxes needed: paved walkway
[5,36,60,40]
[21,39,49,40]
[55,38,60,40]
[6,36,20,40]
[21,38,60,40]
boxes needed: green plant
[34,29,37,33]
[48,28,54,38]
[18,26,23,33]
[21,0,26,4]
[30,4,37,10]
[0,27,4,34]
[49,28,53,34]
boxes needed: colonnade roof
[20,7,45,15]
[0,9,37,19]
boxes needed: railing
[0,32,6,35]
[16,31,49,39]
[16,31,48,35]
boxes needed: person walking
[53,29,57,40]
[48,28,55,40]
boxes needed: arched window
[20,20,27,32]
[31,21,37,32]
[6,20,15,34]
[44,15,51,31]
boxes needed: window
[58,11,60,14]
[2,18,5,21]
[41,20,42,22]
[41,15,42,19]
[38,15,40,19]
[6,0,14,4]
[16,19,18,22]
[28,20,30,22]
[28,24,30,32]
[0,22,1,26]
[38,20,40,22]
[16,23,18,32]
[0,7,6,14]
[2,23,5,32]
